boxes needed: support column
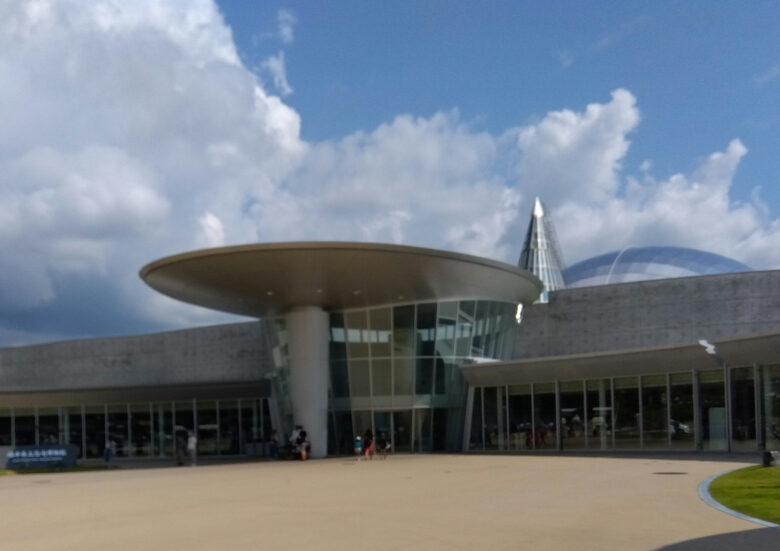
[285,306,330,458]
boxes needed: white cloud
[262,51,293,97]
[514,89,640,203]
[277,9,296,44]
[1,1,779,346]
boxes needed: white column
[285,306,330,458]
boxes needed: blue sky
[0,1,778,346]
[220,0,779,210]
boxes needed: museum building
[1,202,779,460]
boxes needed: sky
[1,0,779,346]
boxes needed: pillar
[285,306,329,458]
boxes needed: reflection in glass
[14,408,35,446]
[670,373,694,450]
[369,308,392,358]
[730,367,756,451]
[345,311,369,359]
[642,375,668,449]
[372,359,392,397]
[414,408,432,452]
[393,305,415,357]
[197,400,218,456]
[393,410,412,453]
[38,407,60,445]
[586,379,612,450]
[508,385,533,450]
[130,403,152,457]
[700,369,726,450]
[393,357,414,401]
[65,406,84,458]
[764,365,780,450]
[155,403,173,456]
[349,360,370,397]
[614,377,640,449]
[84,405,105,458]
[0,408,12,446]
[559,381,585,450]
[416,303,436,357]
[107,404,128,457]
[469,388,483,450]
[534,383,557,449]
[415,357,434,397]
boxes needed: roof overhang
[140,242,543,317]
[461,331,780,386]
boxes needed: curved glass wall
[328,300,518,455]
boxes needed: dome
[563,246,752,288]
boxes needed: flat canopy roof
[140,242,542,317]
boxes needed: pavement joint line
[697,467,780,530]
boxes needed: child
[353,435,363,460]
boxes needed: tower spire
[518,197,565,302]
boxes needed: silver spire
[518,197,565,302]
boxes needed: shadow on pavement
[655,528,780,550]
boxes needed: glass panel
[533,383,557,449]
[469,388,483,450]
[393,357,414,399]
[560,381,585,450]
[455,301,475,357]
[372,359,392,397]
[330,359,350,399]
[433,357,447,397]
[14,408,35,446]
[483,387,499,450]
[240,399,258,452]
[415,358,434,397]
[508,384,533,451]
[373,411,392,455]
[670,373,694,449]
[700,369,727,450]
[414,408,432,452]
[261,399,273,441]
[345,311,369,359]
[332,411,354,456]
[393,410,412,453]
[730,367,756,451]
[197,400,218,456]
[38,407,60,445]
[765,365,780,450]
[0,408,12,446]
[392,305,415,358]
[614,377,640,449]
[329,313,347,361]
[349,360,370,397]
[369,308,392,358]
[84,405,105,459]
[107,404,129,457]
[586,379,612,450]
[432,408,448,451]
[64,407,83,458]
[435,301,457,359]
[130,403,152,457]
[642,375,668,449]
[416,303,436,357]
[155,403,173,457]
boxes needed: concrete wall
[516,270,780,359]
[0,321,271,391]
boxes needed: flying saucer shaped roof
[563,246,751,288]
[140,242,543,317]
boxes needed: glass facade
[1,398,269,459]
[328,299,518,455]
[469,365,775,453]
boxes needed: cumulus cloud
[0,1,779,347]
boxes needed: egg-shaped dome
[563,246,751,288]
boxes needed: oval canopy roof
[140,242,542,317]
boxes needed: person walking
[363,429,374,459]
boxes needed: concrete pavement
[1,454,777,550]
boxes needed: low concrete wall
[516,270,780,359]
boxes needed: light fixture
[698,339,716,355]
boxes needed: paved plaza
[2,454,778,550]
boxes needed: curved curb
[698,468,780,529]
